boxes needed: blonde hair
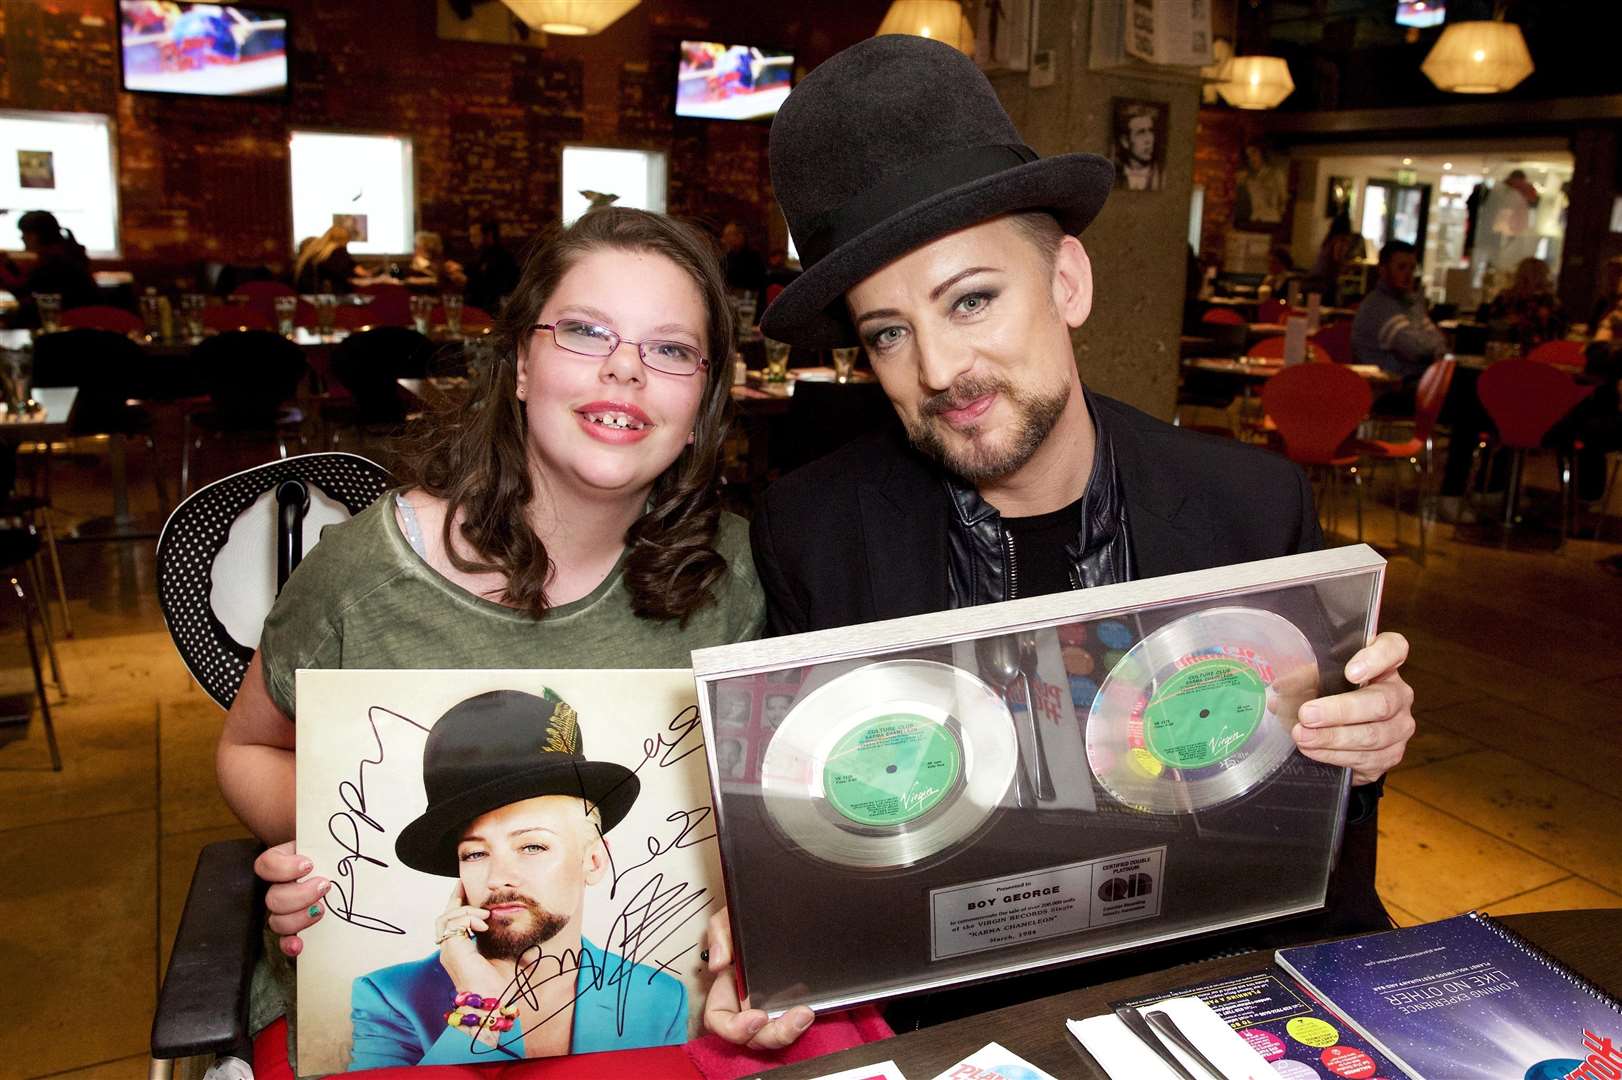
[293,224,351,285]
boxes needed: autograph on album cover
[294,669,721,1073]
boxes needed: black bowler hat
[762,35,1116,348]
[394,690,638,877]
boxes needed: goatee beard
[475,893,570,962]
[908,374,1070,484]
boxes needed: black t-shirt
[1001,497,1083,599]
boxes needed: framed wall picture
[1325,175,1354,220]
[1111,98,1168,192]
[17,149,54,190]
[331,212,368,242]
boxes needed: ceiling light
[1402,158,1413,166]
[1443,162,1453,170]
[1422,20,1534,94]
[1216,55,1294,110]
[876,1,975,55]
[500,1,639,36]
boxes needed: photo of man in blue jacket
[347,689,688,1068]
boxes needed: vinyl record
[1085,607,1319,814]
[759,659,1018,870]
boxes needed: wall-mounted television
[119,2,289,99]
[676,40,793,121]
[1395,1,1445,29]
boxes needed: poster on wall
[17,150,55,190]
[294,668,722,1073]
[1111,98,1168,191]
[331,212,369,242]
[1235,145,1288,229]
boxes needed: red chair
[235,280,296,303]
[335,303,380,331]
[1525,339,1586,369]
[1471,358,1595,533]
[1201,307,1246,325]
[201,304,270,332]
[1257,298,1288,324]
[61,305,143,334]
[1311,320,1354,364]
[1357,357,1456,561]
[355,282,411,325]
[1248,335,1332,364]
[1262,362,1373,540]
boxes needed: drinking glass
[410,295,434,336]
[274,295,298,337]
[763,337,791,383]
[315,293,338,336]
[831,347,859,384]
[181,293,206,340]
[36,293,62,334]
[2,346,32,413]
[442,293,464,336]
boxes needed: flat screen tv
[119,2,289,99]
[676,40,793,121]
[1395,1,1445,29]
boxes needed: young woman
[216,208,766,1063]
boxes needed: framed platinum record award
[691,545,1386,1015]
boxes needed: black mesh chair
[180,330,309,495]
[152,452,393,1075]
[0,523,62,772]
[322,326,433,445]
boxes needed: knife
[1112,1006,1201,1080]
[1146,1008,1233,1080]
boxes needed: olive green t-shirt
[258,492,765,718]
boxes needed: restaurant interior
[0,0,1619,1077]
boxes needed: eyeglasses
[532,319,707,377]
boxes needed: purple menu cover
[1275,912,1622,1080]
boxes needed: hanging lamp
[1421,20,1533,94]
[1217,55,1294,110]
[875,0,975,56]
[500,1,639,36]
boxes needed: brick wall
[0,0,889,283]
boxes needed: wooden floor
[1,438,1620,1078]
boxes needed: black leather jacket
[943,398,1136,606]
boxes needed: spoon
[975,634,1038,808]
[1016,631,1058,801]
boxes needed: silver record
[759,659,1018,870]
[1085,608,1319,814]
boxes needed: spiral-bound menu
[1275,912,1621,1080]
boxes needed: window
[560,146,667,226]
[0,111,119,257]
[289,131,414,255]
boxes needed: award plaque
[691,545,1386,1015]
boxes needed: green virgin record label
[823,714,962,827]
[1142,657,1266,769]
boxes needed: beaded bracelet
[444,991,520,1034]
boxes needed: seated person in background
[216,207,763,1070]
[1479,256,1567,350]
[1260,246,1295,299]
[1588,256,1622,333]
[291,223,371,294]
[716,34,1416,1050]
[459,219,520,314]
[0,210,98,325]
[407,229,463,288]
[1305,210,1360,305]
[1351,239,1446,385]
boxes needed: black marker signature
[324,705,429,934]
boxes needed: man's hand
[434,881,510,1003]
[257,841,331,958]
[1292,631,1415,785]
[702,908,814,1050]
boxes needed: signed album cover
[294,669,720,1074]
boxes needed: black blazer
[750,393,1390,1020]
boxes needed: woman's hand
[701,907,814,1050]
[434,881,508,1002]
[257,841,331,958]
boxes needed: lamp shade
[501,0,638,36]
[1216,55,1294,110]
[1421,20,1534,94]
[876,0,975,55]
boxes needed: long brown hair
[398,207,736,622]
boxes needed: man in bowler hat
[702,35,1416,1049]
[348,690,687,1068]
